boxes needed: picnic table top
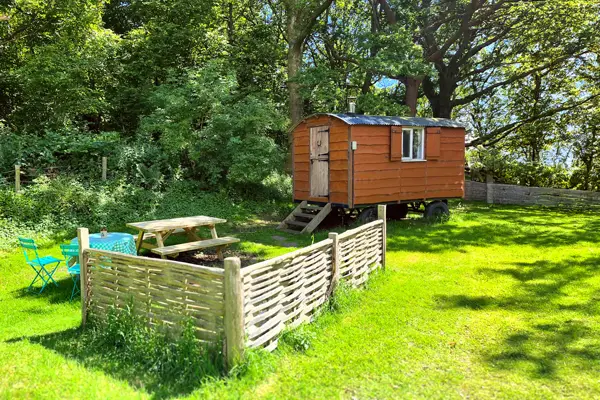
[126,216,227,233]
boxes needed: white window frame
[402,127,425,161]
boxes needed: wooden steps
[150,237,240,256]
[277,201,332,234]
[286,220,308,227]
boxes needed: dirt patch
[271,235,298,248]
[144,248,261,268]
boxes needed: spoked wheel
[358,207,378,224]
[424,200,450,220]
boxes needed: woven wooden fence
[78,206,386,367]
[79,239,225,343]
[240,206,386,352]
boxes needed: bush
[0,126,121,180]
[139,63,287,187]
[0,175,292,251]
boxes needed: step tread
[286,220,308,227]
[301,204,323,210]
[293,212,317,219]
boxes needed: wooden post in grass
[486,173,494,204]
[101,156,107,181]
[78,227,90,327]
[224,257,244,369]
[377,205,387,270]
[327,232,340,296]
[14,164,20,193]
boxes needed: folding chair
[60,244,81,301]
[18,237,62,294]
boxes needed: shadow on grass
[436,255,600,378]
[14,276,79,305]
[485,320,600,378]
[7,325,224,400]
[386,203,600,253]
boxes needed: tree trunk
[423,75,454,118]
[402,77,422,117]
[288,41,304,128]
[283,0,333,172]
[285,41,303,172]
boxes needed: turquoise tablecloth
[71,232,137,255]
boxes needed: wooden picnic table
[126,216,239,260]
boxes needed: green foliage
[0,127,120,178]
[467,146,571,188]
[140,64,286,187]
[325,279,359,314]
[0,176,292,251]
[280,325,317,352]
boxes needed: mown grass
[2,202,600,399]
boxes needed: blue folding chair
[18,237,62,294]
[60,244,81,301]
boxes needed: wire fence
[0,157,109,192]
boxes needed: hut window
[402,128,425,161]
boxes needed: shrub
[139,63,287,188]
[0,175,291,251]
[280,325,316,352]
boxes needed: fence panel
[338,220,384,287]
[84,249,225,342]
[242,217,385,351]
[241,240,334,351]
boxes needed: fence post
[486,173,494,204]
[327,232,340,296]
[377,205,387,270]
[224,257,244,370]
[101,156,107,181]
[78,227,90,327]
[14,164,20,193]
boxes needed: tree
[375,0,600,122]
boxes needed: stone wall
[464,180,600,207]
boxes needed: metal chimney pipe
[348,96,357,113]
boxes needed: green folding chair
[18,237,62,294]
[60,244,81,301]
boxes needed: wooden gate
[310,126,329,198]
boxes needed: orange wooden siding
[293,115,348,204]
[352,126,464,205]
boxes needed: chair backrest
[18,237,40,264]
[60,244,80,264]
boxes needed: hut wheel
[358,207,378,224]
[424,201,450,219]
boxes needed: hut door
[309,126,329,198]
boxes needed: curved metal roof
[316,113,466,128]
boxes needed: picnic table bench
[126,216,239,260]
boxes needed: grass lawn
[2,202,600,399]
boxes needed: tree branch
[452,51,589,107]
[467,93,600,147]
